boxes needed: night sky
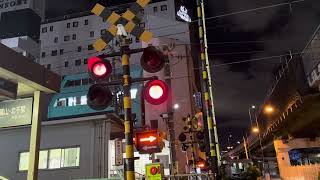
[45,0,320,150]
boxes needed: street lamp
[173,103,179,110]
[264,105,274,114]
[252,127,259,133]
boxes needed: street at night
[0,0,319,179]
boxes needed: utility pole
[163,46,177,175]
[195,0,220,175]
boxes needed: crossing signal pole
[195,0,220,175]
[87,1,171,179]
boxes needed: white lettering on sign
[177,6,191,22]
[0,0,28,10]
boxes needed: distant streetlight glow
[251,105,256,109]
[252,127,259,133]
[173,103,180,110]
[237,141,241,144]
[264,105,274,114]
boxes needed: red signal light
[141,46,165,73]
[150,166,158,175]
[87,84,113,110]
[88,56,112,80]
[197,161,205,168]
[143,80,169,105]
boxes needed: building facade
[0,0,45,62]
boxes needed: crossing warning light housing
[143,80,169,105]
[88,56,112,81]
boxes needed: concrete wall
[0,118,112,180]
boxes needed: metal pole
[27,91,43,180]
[164,47,177,176]
[199,0,221,166]
[188,115,197,174]
[195,0,219,175]
[121,41,135,180]
[255,115,265,173]
[248,108,253,128]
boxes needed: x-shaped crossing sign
[91,0,153,52]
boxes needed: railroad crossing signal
[135,130,165,154]
[91,0,153,51]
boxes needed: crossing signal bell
[87,57,113,110]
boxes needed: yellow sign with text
[145,163,164,180]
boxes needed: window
[82,78,89,85]
[67,23,70,28]
[75,59,81,66]
[47,64,51,70]
[50,26,53,32]
[41,52,46,58]
[101,29,106,35]
[150,119,158,129]
[41,27,47,33]
[19,147,79,171]
[80,96,87,105]
[64,80,74,87]
[51,50,58,56]
[64,35,70,42]
[88,44,94,50]
[161,5,167,11]
[139,22,145,28]
[83,58,88,64]
[90,31,94,37]
[65,61,69,67]
[153,6,158,12]
[54,37,58,43]
[60,49,64,55]
[73,21,78,27]
[55,98,67,107]
[85,19,89,25]
[74,80,81,87]
[77,46,82,52]
[131,88,138,99]
[72,34,76,40]
[19,151,48,171]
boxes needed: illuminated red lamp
[143,80,169,105]
[196,161,206,169]
[88,56,112,80]
[150,166,158,175]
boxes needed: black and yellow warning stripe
[196,0,219,174]
[121,50,135,180]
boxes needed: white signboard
[0,0,30,14]
[176,6,191,22]
[115,139,123,166]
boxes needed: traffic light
[143,80,169,105]
[88,56,112,81]
[87,84,113,110]
[135,130,165,154]
[87,56,113,110]
[195,131,206,152]
[141,46,165,73]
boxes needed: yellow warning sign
[145,163,164,180]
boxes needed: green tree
[240,164,261,180]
